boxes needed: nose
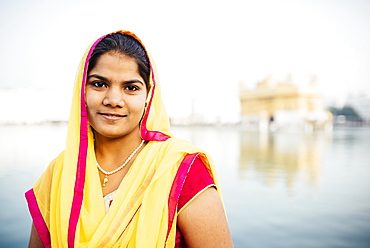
[102,87,124,107]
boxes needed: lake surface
[0,124,369,247]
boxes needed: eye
[92,81,107,88]
[125,85,139,91]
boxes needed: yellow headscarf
[26,31,222,248]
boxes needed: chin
[97,126,140,140]
[101,131,127,139]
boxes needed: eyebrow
[87,74,107,81]
[87,74,144,85]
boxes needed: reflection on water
[240,132,331,189]
[1,124,370,247]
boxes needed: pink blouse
[175,156,215,247]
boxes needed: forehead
[94,52,137,67]
[89,52,141,77]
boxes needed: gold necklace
[97,140,145,186]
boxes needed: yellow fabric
[30,30,222,248]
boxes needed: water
[1,124,370,247]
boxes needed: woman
[26,30,233,248]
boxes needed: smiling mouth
[99,113,127,119]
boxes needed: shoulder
[146,137,204,163]
[177,186,234,248]
[34,151,65,188]
[158,138,217,180]
[47,151,65,173]
[178,156,216,213]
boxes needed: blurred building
[240,76,332,132]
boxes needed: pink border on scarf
[140,64,171,142]
[67,35,105,248]
[25,189,52,248]
[165,153,200,242]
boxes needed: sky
[0,0,370,122]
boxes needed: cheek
[85,90,101,109]
[133,100,146,113]
[85,89,92,108]
[84,93,97,121]
[133,94,147,109]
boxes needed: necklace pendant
[103,176,109,187]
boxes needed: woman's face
[85,52,147,140]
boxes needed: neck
[94,130,143,167]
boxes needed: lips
[99,112,127,120]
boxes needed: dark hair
[87,33,150,89]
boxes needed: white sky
[1,0,370,121]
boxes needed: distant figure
[25,31,233,247]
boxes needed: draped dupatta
[25,31,222,248]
